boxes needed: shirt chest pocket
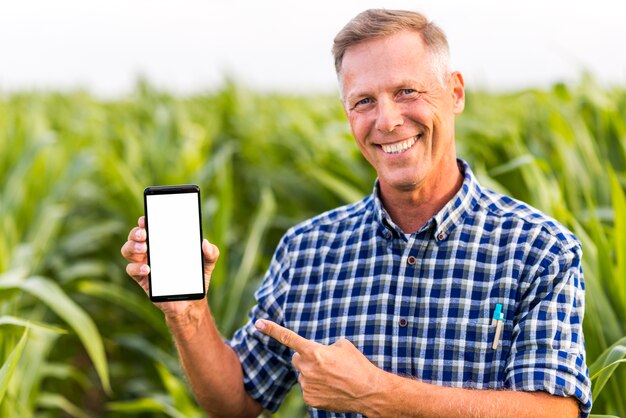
[458,319,511,352]
[416,318,511,388]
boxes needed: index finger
[127,216,147,242]
[255,319,318,354]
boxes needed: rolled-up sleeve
[505,241,591,416]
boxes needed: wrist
[164,301,211,340]
[362,370,424,418]
[360,367,396,418]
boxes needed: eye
[355,97,371,107]
[351,97,373,110]
[400,88,416,95]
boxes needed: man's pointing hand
[255,319,385,414]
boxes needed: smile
[380,135,420,154]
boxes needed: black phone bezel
[143,184,205,302]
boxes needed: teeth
[381,136,418,154]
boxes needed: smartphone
[143,185,205,302]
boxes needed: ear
[450,71,465,114]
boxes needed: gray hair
[332,9,451,86]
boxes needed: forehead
[340,31,437,98]
[342,30,427,65]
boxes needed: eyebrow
[345,79,424,103]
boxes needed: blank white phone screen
[146,193,203,297]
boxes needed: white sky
[1,0,625,97]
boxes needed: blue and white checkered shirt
[227,159,591,417]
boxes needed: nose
[375,99,403,133]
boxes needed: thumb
[202,239,220,280]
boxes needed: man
[121,9,591,417]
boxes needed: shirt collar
[372,159,481,242]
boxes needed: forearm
[165,303,262,418]
[365,371,579,418]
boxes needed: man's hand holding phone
[121,215,220,319]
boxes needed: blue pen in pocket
[491,303,504,350]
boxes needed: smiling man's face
[341,30,465,196]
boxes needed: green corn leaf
[37,392,91,418]
[0,276,111,394]
[0,315,67,334]
[155,362,202,418]
[222,186,276,333]
[115,335,180,372]
[307,166,366,204]
[589,337,626,401]
[609,170,626,309]
[107,397,166,413]
[0,328,29,404]
[41,363,90,390]
[107,397,188,418]
[76,280,169,338]
[488,154,536,177]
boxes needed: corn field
[1,77,625,417]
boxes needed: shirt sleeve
[504,239,592,417]
[225,233,297,413]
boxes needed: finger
[254,319,317,354]
[126,262,150,279]
[128,226,146,242]
[120,240,147,262]
[138,216,145,228]
[125,263,150,295]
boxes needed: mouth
[379,135,421,155]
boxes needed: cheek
[348,114,368,142]
[408,101,436,122]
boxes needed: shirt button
[437,232,445,241]
[399,318,408,327]
[407,255,417,265]
[384,230,392,240]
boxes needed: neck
[379,160,463,234]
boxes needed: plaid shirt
[227,159,591,417]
